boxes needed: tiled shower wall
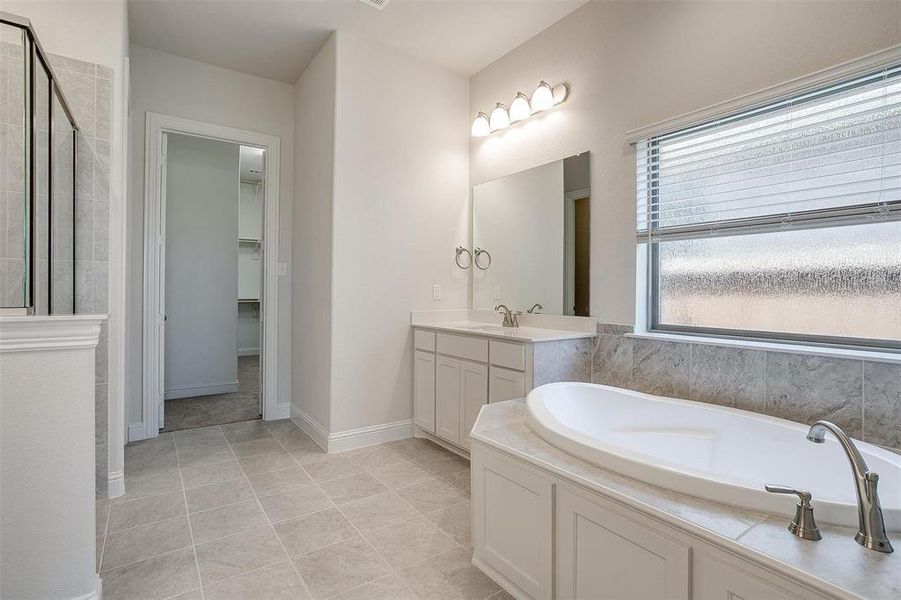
[48,53,112,497]
[0,36,26,305]
[592,324,901,452]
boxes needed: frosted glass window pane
[655,221,901,343]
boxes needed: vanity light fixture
[471,80,569,137]
[489,102,511,131]
[471,112,491,137]
[509,92,531,122]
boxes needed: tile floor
[99,419,511,600]
[163,356,261,432]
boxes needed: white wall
[164,134,239,398]
[292,34,336,431]
[330,32,470,433]
[470,0,901,325]
[473,160,564,313]
[127,45,295,429]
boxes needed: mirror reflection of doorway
[161,136,264,431]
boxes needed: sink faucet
[527,303,543,314]
[807,420,893,553]
[494,304,521,328]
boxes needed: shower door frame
[141,112,284,440]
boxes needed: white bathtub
[525,382,901,531]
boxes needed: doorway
[141,113,282,440]
[161,137,264,431]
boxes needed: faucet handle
[765,484,822,541]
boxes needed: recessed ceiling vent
[359,0,389,9]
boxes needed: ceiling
[128,0,587,83]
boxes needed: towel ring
[455,246,473,269]
[474,247,492,270]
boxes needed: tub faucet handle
[765,484,822,541]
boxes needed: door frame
[141,112,283,440]
[563,187,590,316]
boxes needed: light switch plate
[278,262,288,276]
[433,284,442,300]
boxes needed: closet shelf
[238,298,260,303]
[239,237,261,244]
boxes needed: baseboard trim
[329,419,414,453]
[413,425,470,459]
[107,469,125,499]
[127,422,146,442]
[164,380,239,400]
[237,348,260,357]
[290,405,329,451]
[289,406,414,454]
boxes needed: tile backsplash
[591,324,901,451]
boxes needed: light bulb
[531,80,554,112]
[552,83,569,105]
[471,112,490,137]
[489,102,510,131]
[509,92,531,122]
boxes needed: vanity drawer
[414,329,436,352]
[490,340,526,371]
[437,333,489,363]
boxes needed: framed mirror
[472,152,590,316]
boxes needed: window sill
[624,330,901,365]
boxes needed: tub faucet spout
[806,420,893,553]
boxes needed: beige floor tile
[274,508,359,556]
[319,473,387,504]
[247,466,311,496]
[194,526,288,585]
[101,547,200,600]
[487,590,516,600]
[181,460,243,489]
[346,444,410,470]
[442,469,472,495]
[119,466,184,502]
[277,428,319,450]
[338,491,420,532]
[189,499,268,544]
[398,548,500,600]
[389,437,454,462]
[178,446,236,469]
[97,502,110,538]
[416,452,470,476]
[202,560,310,600]
[167,590,203,600]
[302,455,366,482]
[426,500,472,547]
[367,458,434,490]
[238,451,298,476]
[230,437,284,459]
[185,477,254,513]
[363,517,458,569]
[262,419,301,437]
[174,426,229,452]
[101,516,193,571]
[108,491,187,532]
[396,477,468,514]
[222,420,273,443]
[292,538,390,599]
[286,443,329,464]
[330,575,417,600]
[258,483,333,523]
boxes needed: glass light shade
[471,112,490,137]
[489,103,510,131]
[552,83,569,105]
[531,80,555,111]
[509,93,531,122]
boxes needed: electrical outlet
[493,285,501,300]
[433,284,442,300]
[278,262,288,276]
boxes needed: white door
[435,356,461,444]
[460,360,488,450]
[413,350,436,433]
[489,366,526,404]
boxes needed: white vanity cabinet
[413,328,534,452]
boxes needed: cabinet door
[460,360,489,450]
[472,447,554,600]
[489,366,526,404]
[556,484,690,600]
[435,356,461,445]
[694,551,813,600]
[413,350,436,433]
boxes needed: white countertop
[411,320,596,343]
[471,399,901,600]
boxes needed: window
[636,63,901,349]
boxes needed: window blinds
[636,64,901,241]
